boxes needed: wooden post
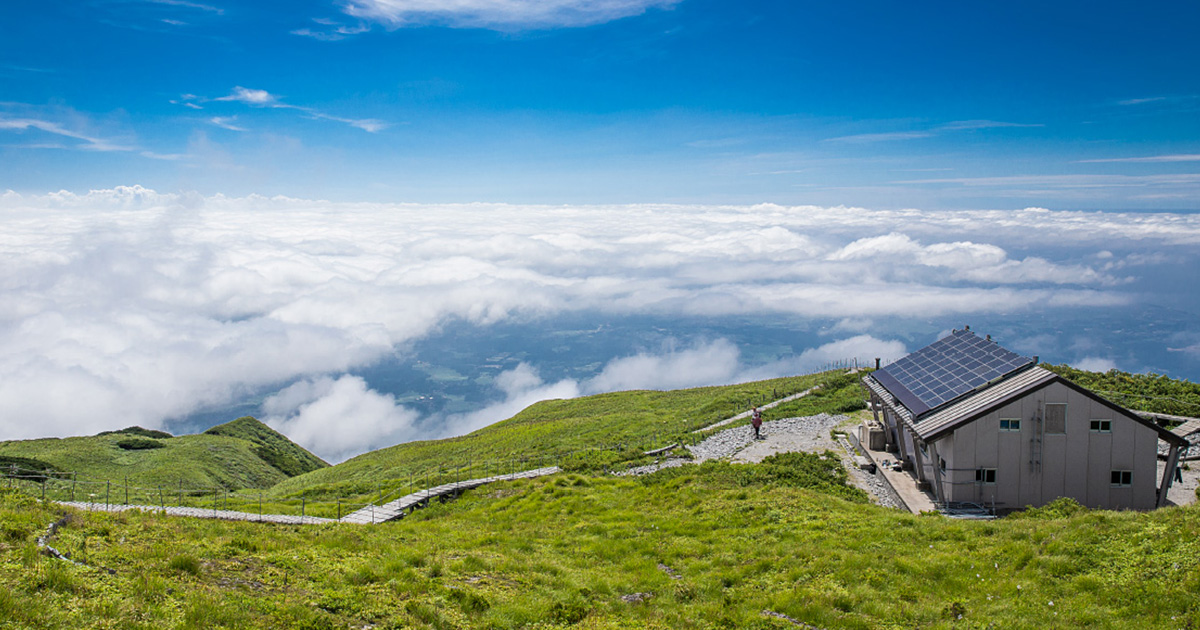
[337,498,341,520]
[1158,443,1182,508]
[259,492,263,521]
[124,476,128,505]
[106,481,110,509]
[72,473,76,502]
[159,485,164,511]
[178,479,183,507]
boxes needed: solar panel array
[872,329,1034,418]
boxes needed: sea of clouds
[2,186,1197,461]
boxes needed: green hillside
[1043,363,1200,417]
[3,457,1198,629]
[268,370,856,501]
[204,416,329,477]
[0,417,326,492]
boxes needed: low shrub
[116,437,167,451]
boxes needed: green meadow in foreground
[3,456,1198,630]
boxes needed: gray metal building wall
[935,381,1159,510]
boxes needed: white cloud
[1,189,1196,448]
[342,0,681,29]
[740,335,908,381]
[209,116,247,132]
[216,86,278,106]
[263,375,420,463]
[208,87,387,132]
[1074,357,1118,373]
[438,364,581,439]
[1076,154,1200,164]
[0,116,132,152]
[584,339,742,393]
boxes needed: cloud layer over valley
[2,187,1197,460]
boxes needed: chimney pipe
[875,357,881,370]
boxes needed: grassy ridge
[204,417,328,477]
[268,371,843,500]
[3,461,1198,629]
[1043,364,1200,417]
[0,417,326,492]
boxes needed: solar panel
[872,329,1034,418]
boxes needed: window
[999,418,1021,432]
[1044,403,1067,434]
[919,441,928,455]
[975,468,997,484]
[939,458,946,473]
[1090,419,1112,433]
[1111,470,1132,487]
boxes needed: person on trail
[751,407,763,440]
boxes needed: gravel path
[616,413,904,509]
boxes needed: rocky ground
[618,413,904,509]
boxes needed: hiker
[751,407,762,440]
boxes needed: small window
[939,458,946,473]
[919,441,928,455]
[1090,419,1112,433]
[1045,403,1067,434]
[975,468,997,484]
[1111,470,1132,487]
[999,418,1021,432]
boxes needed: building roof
[864,332,1189,447]
[871,328,1035,417]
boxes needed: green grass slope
[269,371,853,501]
[204,416,328,477]
[3,456,1198,629]
[1043,363,1200,417]
[0,417,326,492]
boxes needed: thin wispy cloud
[1076,154,1200,164]
[937,119,1044,131]
[208,116,247,132]
[292,18,371,41]
[0,117,132,152]
[341,0,682,30]
[825,131,935,144]
[1118,97,1168,106]
[204,86,387,132]
[144,0,224,14]
[826,119,1042,144]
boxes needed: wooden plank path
[54,501,336,525]
[339,466,560,524]
[50,466,561,526]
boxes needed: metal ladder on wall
[1029,401,1043,473]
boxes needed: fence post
[337,498,341,520]
[159,485,164,511]
[106,481,110,509]
[301,498,305,519]
[124,476,129,505]
[178,479,183,507]
[72,473,76,502]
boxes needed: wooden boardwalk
[55,501,336,525]
[51,466,561,526]
[339,466,560,524]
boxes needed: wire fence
[1,362,876,523]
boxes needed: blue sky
[3,0,1198,208]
